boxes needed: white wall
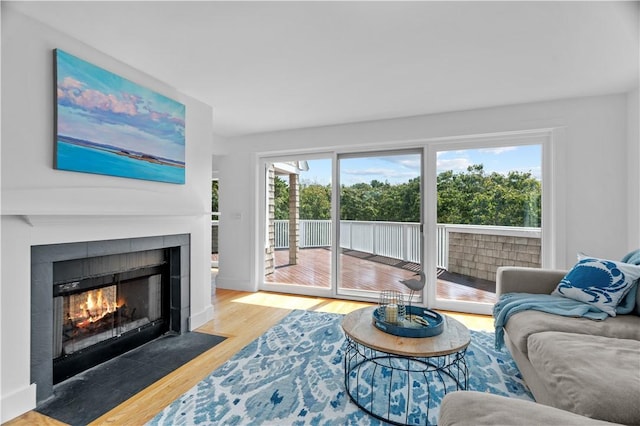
[628,88,640,251]
[215,93,638,292]
[0,10,214,422]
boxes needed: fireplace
[52,251,170,384]
[31,235,190,403]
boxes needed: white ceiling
[5,1,640,137]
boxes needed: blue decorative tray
[373,305,444,338]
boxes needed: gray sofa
[440,266,640,425]
[439,391,618,426]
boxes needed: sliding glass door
[260,150,424,302]
[337,150,423,302]
[262,157,333,294]
[259,132,550,313]
[429,141,544,314]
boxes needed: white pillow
[552,256,640,316]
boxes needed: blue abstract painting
[55,49,186,184]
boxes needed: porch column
[265,166,275,275]
[288,173,300,265]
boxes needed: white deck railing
[274,220,447,267]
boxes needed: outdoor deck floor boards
[264,248,497,304]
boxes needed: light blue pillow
[552,257,640,316]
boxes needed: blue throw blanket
[493,293,608,349]
[622,248,640,265]
[615,249,640,313]
[494,248,640,349]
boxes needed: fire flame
[69,287,120,328]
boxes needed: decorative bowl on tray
[373,305,444,338]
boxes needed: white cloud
[376,155,421,171]
[341,167,419,185]
[344,168,416,179]
[437,157,472,172]
[478,146,517,155]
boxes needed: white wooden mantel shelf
[16,213,210,227]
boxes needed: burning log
[63,304,135,342]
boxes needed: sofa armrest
[439,391,618,426]
[496,266,567,297]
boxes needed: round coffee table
[341,306,471,426]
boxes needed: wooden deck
[264,248,497,304]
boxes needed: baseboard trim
[1,383,37,423]
[190,304,214,330]
[215,277,257,292]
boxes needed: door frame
[254,127,564,313]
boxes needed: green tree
[340,182,380,221]
[274,176,289,220]
[211,180,219,216]
[300,184,331,219]
[381,177,420,222]
[436,164,541,226]
[273,164,540,227]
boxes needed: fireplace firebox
[31,235,190,404]
[52,256,169,384]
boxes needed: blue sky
[298,145,541,186]
[56,49,185,161]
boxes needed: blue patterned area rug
[148,310,533,426]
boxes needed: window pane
[264,159,332,289]
[436,145,542,304]
[338,152,422,299]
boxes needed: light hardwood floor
[6,288,493,426]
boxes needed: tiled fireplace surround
[30,234,191,404]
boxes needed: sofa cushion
[527,331,640,424]
[439,391,618,426]
[551,256,640,316]
[503,310,640,355]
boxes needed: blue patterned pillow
[552,257,640,316]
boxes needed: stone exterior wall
[265,166,275,275]
[288,173,300,265]
[211,224,218,253]
[448,231,541,282]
